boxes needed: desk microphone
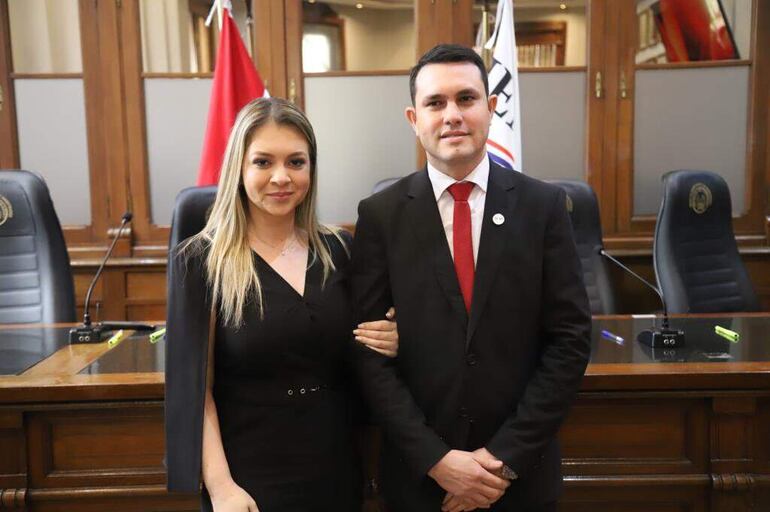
[598,247,685,348]
[69,213,155,344]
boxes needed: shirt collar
[427,154,490,201]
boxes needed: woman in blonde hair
[165,97,398,511]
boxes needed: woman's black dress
[201,235,361,512]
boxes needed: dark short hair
[409,44,489,105]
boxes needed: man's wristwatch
[501,465,518,480]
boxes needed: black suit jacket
[350,161,592,510]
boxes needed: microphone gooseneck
[82,214,132,327]
[599,248,670,329]
[69,213,134,343]
[598,246,684,348]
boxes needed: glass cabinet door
[121,0,255,251]
[3,0,98,243]
[301,0,417,224]
[614,0,761,237]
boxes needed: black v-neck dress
[201,234,361,512]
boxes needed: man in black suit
[350,44,591,512]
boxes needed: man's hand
[471,447,506,479]
[442,492,482,512]
[428,450,509,510]
[440,448,511,512]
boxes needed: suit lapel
[466,163,519,348]
[405,171,469,326]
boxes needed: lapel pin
[493,213,505,226]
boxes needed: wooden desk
[1,315,769,511]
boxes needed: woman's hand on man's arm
[353,307,398,358]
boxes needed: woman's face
[241,121,311,222]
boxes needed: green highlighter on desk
[714,325,740,343]
[149,328,166,344]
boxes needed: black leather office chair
[654,170,759,313]
[0,169,76,323]
[372,177,401,195]
[549,179,617,315]
[168,186,217,253]
[166,186,216,330]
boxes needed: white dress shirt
[427,156,489,264]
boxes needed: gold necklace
[251,230,299,256]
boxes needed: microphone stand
[599,248,685,348]
[69,213,156,344]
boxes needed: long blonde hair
[185,97,344,327]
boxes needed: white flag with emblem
[485,0,522,172]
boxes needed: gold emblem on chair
[565,194,574,213]
[688,183,712,214]
[0,195,13,226]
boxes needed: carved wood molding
[711,473,755,492]
[0,488,26,509]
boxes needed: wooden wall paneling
[415,0,440,59]
[285,0,303,109]
[586,0,608,228]
[92,0,131,253]
[744,252,770,311]
[413,0,427,174]
[560,479,709,512]
[27,487,197,512]
[125,270,167,321]
[73,269,103,322]
[560,396,708,475]
[709,396,760,510]
[253,0,288,99]
[413,0,462,171]
[25,406,165,489]
[74,0,113,249]
[731,0,768,236]
[612,0,636,237]
[757,398,770,475]
[609,253,661,313]
[73,263,168,323]
[0,409,26,504]
[101,269,128,322]
[125,272,165,301]
[0,0,19,169]
[75,267,127,323]
[120,0,169,255]
[710,396,756,471]
[450,0,474,49]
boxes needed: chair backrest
[0,170,75,323]
[654,170,759,313]
[548,179,617,315]
[372,177,401,195]
[168,186,217,254]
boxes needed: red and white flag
[196,4,268,186]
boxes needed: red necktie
[448,182,475,313]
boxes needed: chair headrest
[0,179,36,237]
[659,170,732,230]
[168,186,217,251]
[372,177,401,195]
[548,179,602,245]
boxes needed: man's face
[406,62,497,176]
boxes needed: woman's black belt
[213,379,341,405]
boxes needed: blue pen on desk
[601,330,625,345]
